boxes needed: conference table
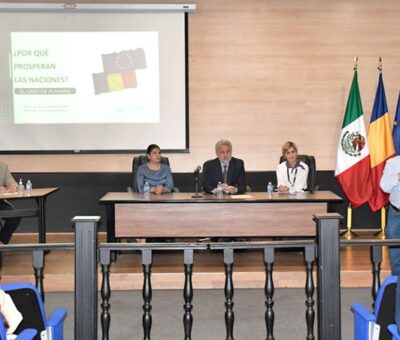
[0,187,59,244]
[99,191,342,242]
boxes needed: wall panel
[2,0,400,172]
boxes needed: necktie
[223,165,228,183]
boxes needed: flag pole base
[340,229,358,239]
[374,229,386,239]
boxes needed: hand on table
[222,183,237,194]
[277,185,289,193]
[152,185,165,195]
[0,185,16,194]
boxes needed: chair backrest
[278,154,317,192]
[0,283,46,339]
[131,155,171,192]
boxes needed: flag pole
[346,204,352,237]
[375,206,387,238]
[377,56,385,238]
[378,56,382,73]
[376,56,383,238]
[374,56,388,238]
[343,57,356,239]
[345,59,355,239]
[342,203,356,238]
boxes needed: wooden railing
[1,214,399,340]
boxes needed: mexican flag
[335,70,372,208]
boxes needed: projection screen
[0,4,192,153]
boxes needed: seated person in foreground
[136,144,174,195]
[276,141,309,193]
[0,288,23,338]
[0,161,21,245]
[202,139,246,194]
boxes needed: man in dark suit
[202,139,246,194]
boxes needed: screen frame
[0,3,193,155]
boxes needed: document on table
[230,194,254,199]
[0,192,18,196]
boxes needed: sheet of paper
[0,192,18,196]
[230,194,254,199]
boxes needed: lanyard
[286,162,298,187]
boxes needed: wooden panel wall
[3,0,400,172]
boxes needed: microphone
[191,165,202,198]
[193,165,201,175]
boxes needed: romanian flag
[368,73,395,211]
[335,70,372,208]
[393,92,400,155]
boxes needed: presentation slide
[0,11,188,152]
[11,32,160,124]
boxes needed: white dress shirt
[380,155,400,208]
[276,161,309,192]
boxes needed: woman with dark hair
[276,141,309,193]
[136,144,174,195]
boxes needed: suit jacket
[202,157,246,194]
[0,161,17,188]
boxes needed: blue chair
[388,324,400,339]
[351,275,397,340]
[0,283,67,340]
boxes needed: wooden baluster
[142,249,153,340]
[370,245,382,307]
[304,245,315,340]
[100,249,111,340]
[33,250,45,302]
[224,248,234,340]
[183,249,194,340]
[264,246,274,340]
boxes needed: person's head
[146,144,162,163]
[215,139,232,164]
[282,141,298,164]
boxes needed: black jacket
[202,157,246,194]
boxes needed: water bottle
[17,179,25,194]
[143,182,150,199]
[216,182,223,198]
[267,182,273,198]
[26,180,32,195]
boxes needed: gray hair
[215,139,232,153]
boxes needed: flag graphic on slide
[393,92,400,155]
[335,70,372,208]
[93,71,137,95]
[92,49,146,95]
[368,72,395,211]
[102,49,146,73]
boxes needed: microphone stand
[191,173,202,198]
